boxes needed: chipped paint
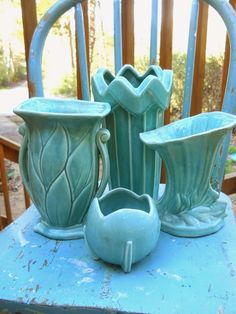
[100,270,112,299]
[156,268,183,281]
[82,268,94,274]
[66,258,88,269]
[112,291,128,302]
[17,230,29,247]
[43,12,51,21]
[77,277,94,285]
[8,273,18,280]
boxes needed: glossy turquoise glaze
[84,188,160,273]
[14,97,111,240]
[140,112,236,237]
[92,64,173,200]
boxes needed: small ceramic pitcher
[14,97,111,240]
[140,111,236,237]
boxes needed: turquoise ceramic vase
[92,64,173,200]
[140,112,236,237]
[14,97,111,240]
[84,188,160,273]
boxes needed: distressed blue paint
[182,0,199,119]
[28,0,86,97]
[114,0,123,73]
[75,3,90,100]
[149,0,159,65]
[0,187,236,313]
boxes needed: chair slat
[149,0,159,65]
[75,3,90,100]
[160,0,173,126]
[20,0,37,82]
[190,1,208,116]
[182,0,199,118]
[114,0,123,73]
[205,0,236,189]
[28,0,83,97]
[121,0,134,65]
[220,0,236,110]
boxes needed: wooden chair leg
[0,145,13,224]
[23,186,31,209]
[0,216,3,231]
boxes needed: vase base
[160,196,227,237]
[34,221,84,240]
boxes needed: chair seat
[0,190,235,314]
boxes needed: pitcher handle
[96,128,110,198]
[18,123,32,199]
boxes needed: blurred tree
[0,0,26,87]
[89,0,96,65]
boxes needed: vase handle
[96,128,110,198]
[18,123,32,200]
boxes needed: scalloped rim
[92,65,173,114]
[93,187,156,219]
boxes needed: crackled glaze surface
[14,98,111,240]
[140,112,236,237]
[92,65,173,199]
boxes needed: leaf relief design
[46,171,72,227]
[70,165,94,224]
[28,150,47,221]
[40,123,68,189]
[66,131,96,200]
[164,200,226,227]
[29,127,43,182]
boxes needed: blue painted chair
[1,1,236,312]
[28,0,236,191]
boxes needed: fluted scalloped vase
[14,98,111,240]
[140,112,236,237]
[92,64,173,199]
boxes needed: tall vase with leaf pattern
[140,112,236,237]
[14,97,110,240]
[92,65,173,199]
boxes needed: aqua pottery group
[14,64,236,272]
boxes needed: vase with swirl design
[92,64,173,200]
[140,112,236,237]
[14,97,110,240]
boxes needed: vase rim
[95,188,155,219]
[14,97,111,118]
[140,111,236,146]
